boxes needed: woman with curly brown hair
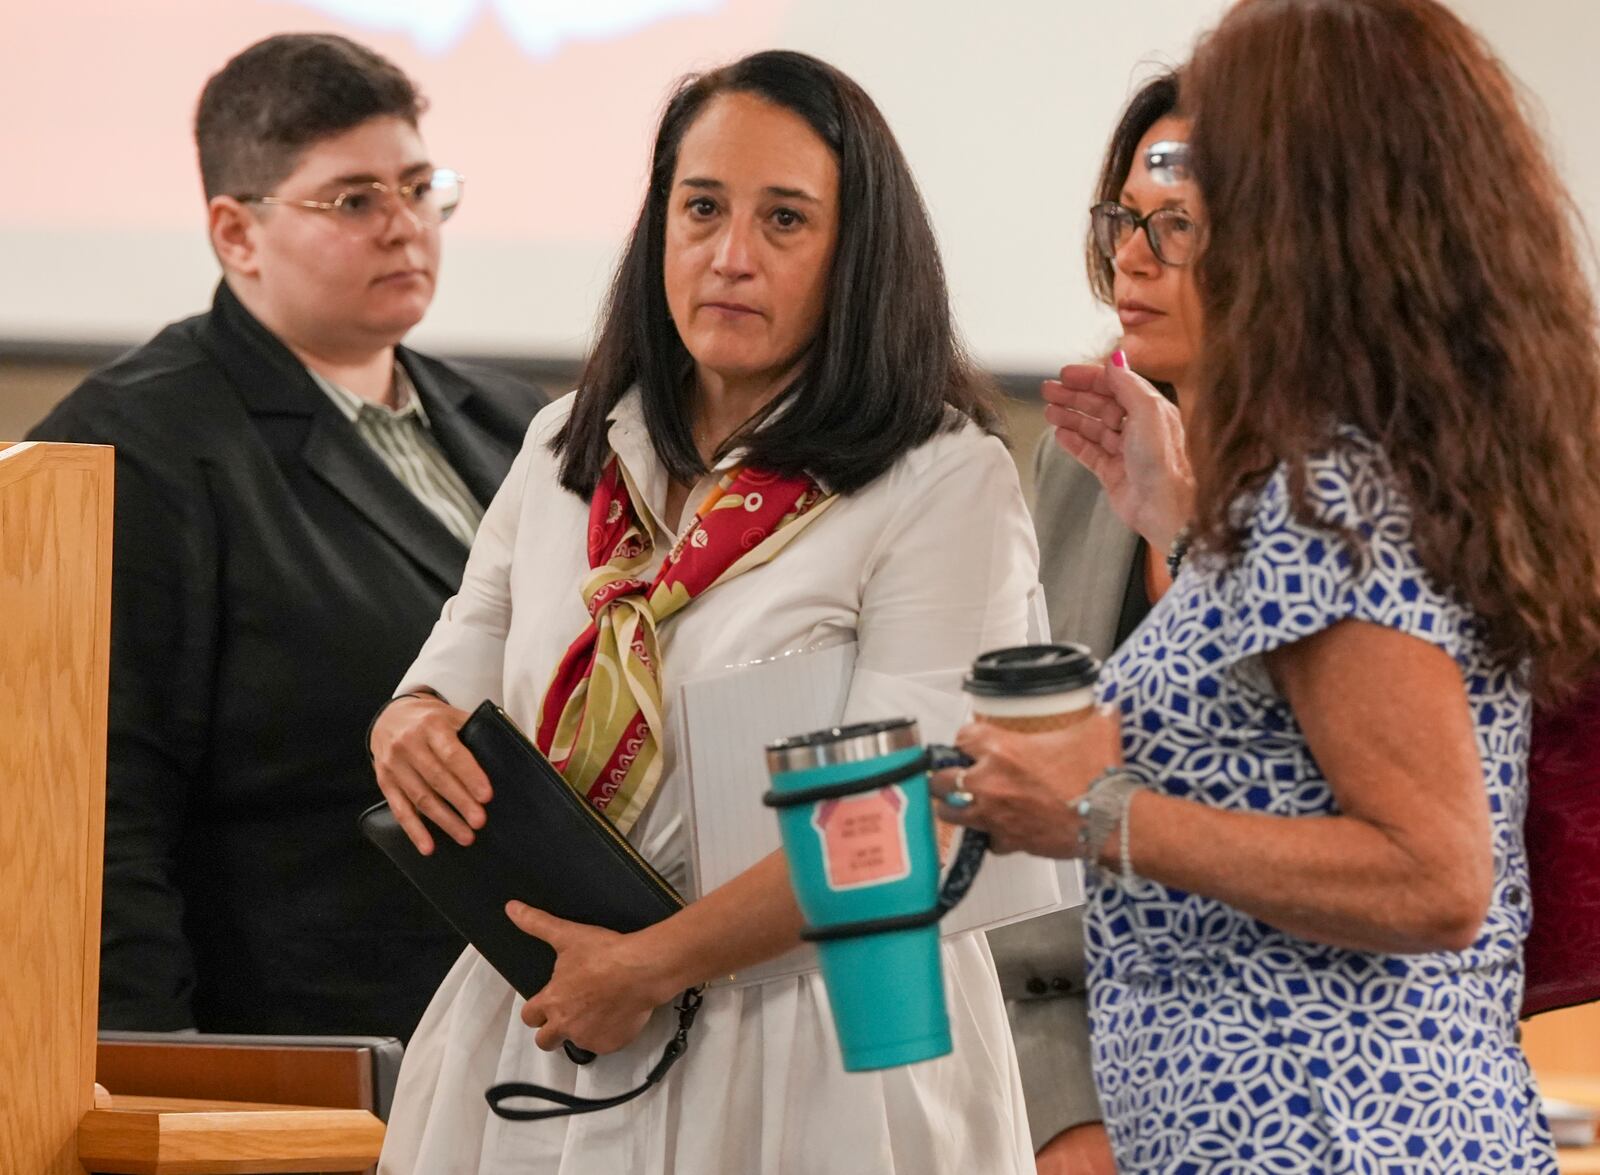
[936,0,1600,1169]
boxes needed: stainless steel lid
[764,717,919,775]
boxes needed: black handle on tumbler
[767,744,992,944]
[926,744,990,913]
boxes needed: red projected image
[2,0,792,241]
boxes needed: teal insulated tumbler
[762,719,987,1072]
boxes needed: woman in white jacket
[369,50,1041,1175]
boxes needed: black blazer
[28,283,545,1039]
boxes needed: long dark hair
[552,49,998,497]
[1185,0,1600,699]
[1086,71,1181,306]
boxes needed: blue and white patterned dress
[1089,431,1557,1173]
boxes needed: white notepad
[675,641,1071,987]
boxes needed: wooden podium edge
[3,439,117,1173]
[78,1096,385,1174]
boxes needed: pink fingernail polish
[1111,349,1128,369]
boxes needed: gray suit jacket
[986,431,1140,1146]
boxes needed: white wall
[0,1,1591,377]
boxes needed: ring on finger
[945,770,975,809]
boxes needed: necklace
[693,417,725,461]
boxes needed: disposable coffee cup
[962,643,1101,731]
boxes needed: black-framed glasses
[1090,200,1201,267]
[237,168,464,236]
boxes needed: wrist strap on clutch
[485,987,703,1121]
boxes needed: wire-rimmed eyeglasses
[236,168,464,236]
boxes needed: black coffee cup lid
[962,643,1100,698]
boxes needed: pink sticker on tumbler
[811,786,913,890]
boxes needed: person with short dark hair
[370,49,1039,1175]
[28,32,544,1040]
[194,34,423,202]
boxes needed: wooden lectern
[1,440,114,1175]
[0,441,384,1174]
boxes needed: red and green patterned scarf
[535,457,835,833]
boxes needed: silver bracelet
[1116,783,1140,882]
[1074,768,1144,874]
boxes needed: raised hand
[1041,351,1194,553]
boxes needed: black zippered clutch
[358,700,701,1119]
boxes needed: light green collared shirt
[307,363,484,548]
